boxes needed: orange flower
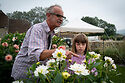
[58,45,66,50]
[13,44,19,49]
[2,42,8,47]
[5,54,13,61]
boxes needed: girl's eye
[82,43,85,45]
[76,43,80,45]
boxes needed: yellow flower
[94,55,98,58]
[62,72,70,79]
[36,62,40,65]
[69,59,72,63]
[57,52,63,57]
[83,59,87,63]
[63,55,67,59]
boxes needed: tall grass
[100,41,125,64]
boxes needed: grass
[109,64,125,83]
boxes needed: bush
[0,32,25,83]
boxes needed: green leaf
[54,72,63,83]
[90,62,102,69]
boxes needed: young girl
[68,33,89,64]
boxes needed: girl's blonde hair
[72,33,89,55]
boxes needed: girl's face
[75,42,86,55]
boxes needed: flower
[13,44,19,49]
[89,52,101,59]
[112,64,116,70]
[46,59,56,67]
[34,65,49,76]
[68,59,72,63]
[69,63,89,76]
[104,63,108,67]
[5,54,13,61]
[52,49,66,61]
[12,37,16,41]
[94,72,98,76]
[2,42,8,47]
[12,81,23,83]
[94,54,101,59]
[89,51,96,55]
[104,56,114,64]
[58,45,66,50]
[91,67,97,73]
[62,72,70,79]
[36,62,40,65]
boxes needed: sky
[0,0,125,30]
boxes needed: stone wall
[89,40,123,52]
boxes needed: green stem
[46,75,51,83]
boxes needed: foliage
[81,16,116,36]
[101,35,116,40]
[0,32,25,82]
[52,35,66,47]
[7,7,47,25]
[17,49,119,83]
[101,34,125,41]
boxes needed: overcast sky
[0,0,125,30]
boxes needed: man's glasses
[50,13,66,20]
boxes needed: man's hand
[66,50,79,59]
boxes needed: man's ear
[46,13,51,17]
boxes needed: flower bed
[15,49,119,83]
[0,33,120,83]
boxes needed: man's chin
[56,25,61,27]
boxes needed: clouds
[0,0,125,30]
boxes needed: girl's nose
[80,44,83,47]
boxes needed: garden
[0,32,125,83]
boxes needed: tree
[7,7,47,25]
[81,16,116,36]
[7,6,68,26]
